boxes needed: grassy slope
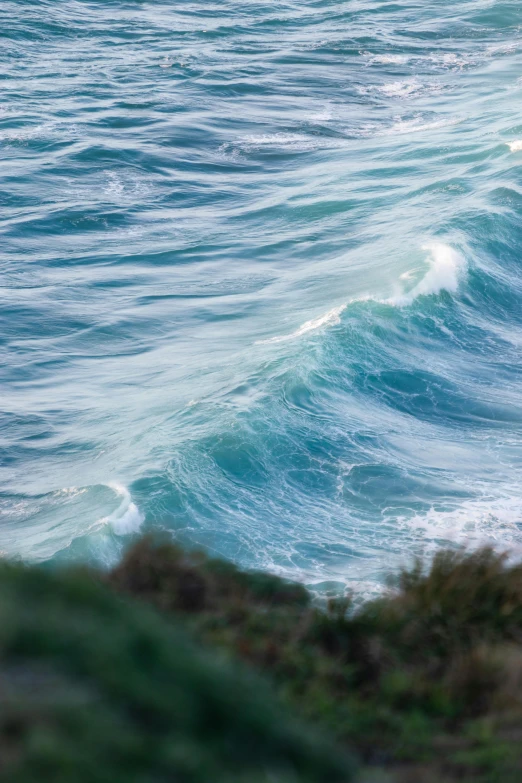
[2,534,522,782]
[109,538,522,783]
[0,558,353,783]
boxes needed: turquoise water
[2,0,522,591]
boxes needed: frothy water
[385,244,466,306]
[258,304,349,344]
[104,484,144,536]
[2,0,522,591]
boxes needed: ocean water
[2,0,522,592]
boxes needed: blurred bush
[2,534,522,782]
[110,539,522,782]
[0,558,353,783]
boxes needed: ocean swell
[2,0,522,589]
[260,243,466,344]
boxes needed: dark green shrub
[0,560,354,783]
[109,538,522,781]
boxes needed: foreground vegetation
[3,536,522,781]
[109,538,522,782]
[0,555,352,783]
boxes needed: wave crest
[386,243,466,306]
[259,243,465,343]
[104,484,144,535]
[257,304,347,344]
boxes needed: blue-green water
[2,0,522,591]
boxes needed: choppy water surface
[2,0,522,591]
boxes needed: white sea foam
[0,123,54,144]
[385,243,466,306]
[357,79,443,101]
[486,42,518,57]
[102,171,152,202]
[367,54,410,66]
[0,121,78,145]
[104,172,125,197]
[387,115,463,136]
[104,483,144,535]
[430,52,471,69]
[220,132,326,158]
[243,133,316,148]
[379,80,422,97]
[401,493,522,557]
[257,303,348,344]
[507,140,522,152]
[309,109,334,122]
[258,244,465,344]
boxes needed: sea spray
[385,244,466,306]
[104,484,144,535]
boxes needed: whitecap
[103,483,144,535]
[385,243,466,306]
[257,244,465,344]
[507,140,522,152]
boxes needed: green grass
[0,557,353,783]
[2,534,522,782]
[108,538,522,782]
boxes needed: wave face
[2,0,522,589]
